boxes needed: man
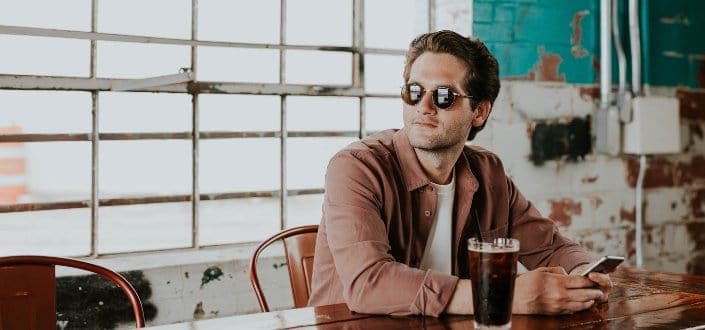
[307,30,612,316]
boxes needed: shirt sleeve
[322,151,458,316]
[506,177,595,273]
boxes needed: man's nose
[418,92,437,115]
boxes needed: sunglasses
[401,83,473,110]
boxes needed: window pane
[365,54,405,94]
[287,194,323,228]
[19,142,91,203]
[365,0,428,49]
[97,41,190,79]
[287,0,352,46]
[0,91,91,134]
[199,0,279,44]
[0,36,89,77]
[200,139,280,193]
[98,202,191,253]
[0,0,90,31]
[198,47,279,83]
[100,92,191,132]
[200,198,279,245]
[285,51,351,85]
[0,209,90,257]
[287,96,358,131]
[287,137,355,190]
[99,141,191,197]
[366,98,403,132]
[98,0,191,39]
[199,95,280,132]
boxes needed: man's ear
[471,101,492,127]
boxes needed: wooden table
[147,268,705,329]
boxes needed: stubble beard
[407,125,470,153]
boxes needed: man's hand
[569,263,614,303]
[512,267,605,315]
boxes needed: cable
[635,155,646,268]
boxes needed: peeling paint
[590,196,603,209]
[193,302,205,319]
[624,157,676,188]
[530,48,566,82]
[620,207,635,223]
[508,47,567,82]
[548,198,582,226]
[525,122,534,139]
[689,189,705,218]
[200,266,224,288]
[678,156,705,184]
[582,175,598,184]
[570,10,590,58]
[662,50,685,58]
[677,89,705,120]
[578,86,599,101]
[659,14,691,26]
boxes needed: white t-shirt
[419,173,456,274]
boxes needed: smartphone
[580,256,625,276]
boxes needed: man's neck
[414,143,464,185]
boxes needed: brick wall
[473,0,705,274]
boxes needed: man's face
[403,52,481,151]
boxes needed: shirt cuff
[410,270,459,317]
[560,250,596,274]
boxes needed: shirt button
[424,210,431,216]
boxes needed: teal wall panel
[473,0,598,84]
[645,0,705,88]
[473,0,705,88]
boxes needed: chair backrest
[0,255,145,329]
[249,225,318,312]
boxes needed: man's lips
[413,120,438,128]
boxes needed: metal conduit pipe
[629,0,646,269]
[612,0,630,123]
[600,0,612,111]
[629,0,642,96]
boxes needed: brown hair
[402,30,500,141]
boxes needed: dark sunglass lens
[409,84,422,103]
[434,87,454,109]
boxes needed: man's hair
[402,30,500,141]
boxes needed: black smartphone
[580,256,625,276]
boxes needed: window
[0,0,442,257]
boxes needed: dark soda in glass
[468,238,519,329]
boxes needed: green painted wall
[644,0,705,88]
[473,0,705,89]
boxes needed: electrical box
[594,106,621,156]
[622,96,681,154]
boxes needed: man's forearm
[444,279,473,314]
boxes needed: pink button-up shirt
[308,128,594,316]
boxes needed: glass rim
[467,237,519,253]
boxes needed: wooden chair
[249,225,318,312]
[0,255,146,329]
